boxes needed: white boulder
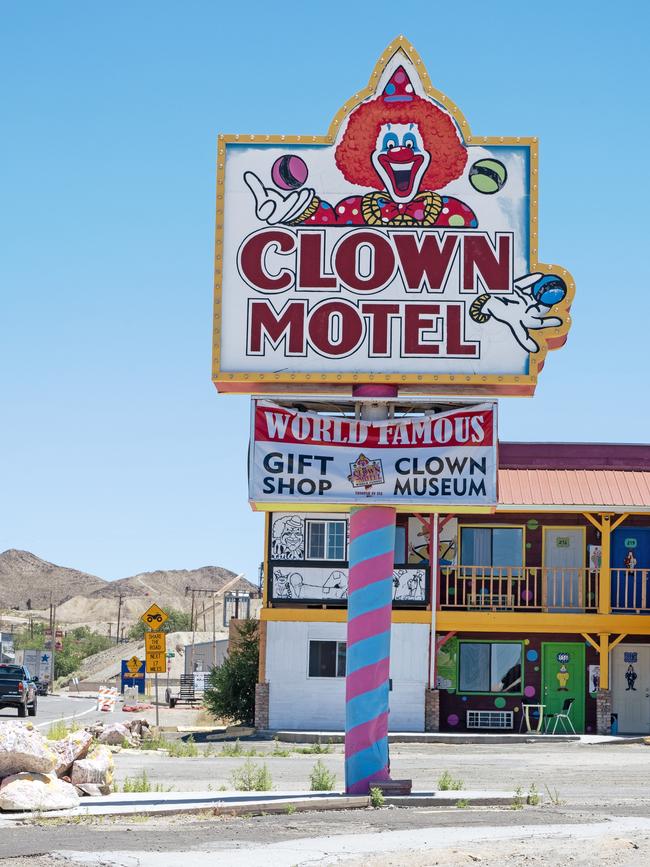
[97,722,131,746]
[0,722,56,777]
[71,746,114,787]
[0,772,79,812]
[52,729,94,777]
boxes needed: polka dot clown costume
[246,67,477,229]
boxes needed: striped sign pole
[345,504,396,794]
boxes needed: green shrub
[296,741,332,755]
[230,760,273,791]
[204,619,259,725]
[309,760,336,791]
[122,771,152,793]
[438,770,463,791]
[46,719,69,741]
[369,786,385,808]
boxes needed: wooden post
[598,514,612,615]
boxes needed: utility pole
[116,595,124,646]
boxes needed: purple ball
[271,155,309,190]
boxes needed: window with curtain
[458,641,523,693]
[308,640,347,677]
[460,527,523,572]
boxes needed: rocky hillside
[0,549,107,609]
[88,565,252,600]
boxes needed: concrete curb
[270,730,579,745]
[6,789,526,821]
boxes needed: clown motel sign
[249,400,497,509]
[213,38,574,397]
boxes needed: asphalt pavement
[0,693,123,729]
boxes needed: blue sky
[1,1,648,585]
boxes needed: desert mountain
[0,549,107,609]
[88,565,251,601]
[0,550,258,632]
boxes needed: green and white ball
[469,159,507,194]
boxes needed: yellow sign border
[212,35,574,397]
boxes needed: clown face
[371,122,431,203]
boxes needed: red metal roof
[498,469,650,512]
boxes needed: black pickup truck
[0,664,38,717]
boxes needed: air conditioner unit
[466,710,513,730]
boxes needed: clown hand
[469,273,567,353]
[244,171,315,225]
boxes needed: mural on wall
[436,637,458,690]
[271,566,426,603]
[407,517,457,565]
[271,515,305,560]
[588,664,600,694]
[215,38,575,396]
[625,664,638,691]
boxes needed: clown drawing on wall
[243,57,568,357]
[245,65,475,230]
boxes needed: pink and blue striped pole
[345,504,396,793]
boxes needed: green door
[541,642,585,732]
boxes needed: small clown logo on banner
[348,454,385,490]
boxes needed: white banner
[249,400,497,506]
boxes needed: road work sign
[145,631,167,674]
[141,603,168,630]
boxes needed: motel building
[254,441,650,736]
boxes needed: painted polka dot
[386,82,396,95]
[470,219,478,228]
[414,209,424,220]
[534,666,539,672]
[322,217,328,222]
[405,83,413,93]
[526,542,532,549]
[442,207,449,214]
[462,696,468,702]
[321,202,330,209]
[524,685,536,698]
[447,714,459,726]
[352,209,358,215]
[448,215,465,227]
[526,649,538,662]
[338,206,345,214]
[514,707,520,713]
[448,587,455,596]
[395,70,406,84]
[443,197,449,203]
[522,590,533,601]
[346,220,353,224]
[310,216,316,221]
[346,197,356,203]
[524,639,530,645]
[527,519,539,530]
[586,725,593,732]
[494,697,506,709]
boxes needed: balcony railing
[440,566,600,612]
[611,568,650,612]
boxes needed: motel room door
[612,645,650,733]
[543,528,585,612]
[541,642,585,732]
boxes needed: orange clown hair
[335,94,467,191]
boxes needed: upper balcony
[440,566,650,614]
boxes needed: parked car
[0,664,38,717]
[32,676,49,697]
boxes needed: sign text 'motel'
[213,38,573,397]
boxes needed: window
[461,527,523,568]
[308,640,346,677]
[306,520,347,561]
[458,641,523,694]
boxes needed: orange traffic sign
[141,603,168,631]
[126,655,143,675]
[145,631,167,674]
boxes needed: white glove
[472,273,564,353]
[244,171,316,225]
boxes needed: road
[0,693,119,730]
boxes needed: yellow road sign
[145,630,167,674]
[126,655,143,675]
[141,603,168,630]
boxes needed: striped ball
[469,159,507,194]
[271,155,309,190]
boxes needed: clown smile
[378,147,425,197]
